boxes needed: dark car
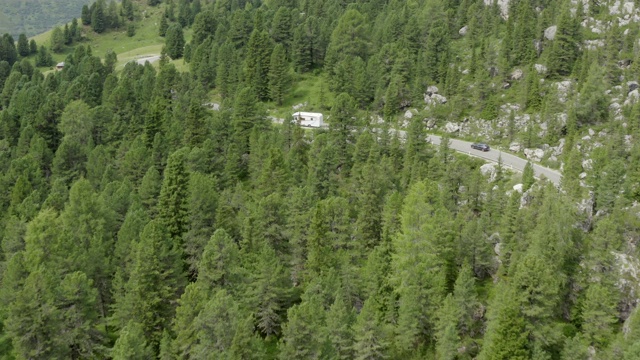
[471,143,490,151]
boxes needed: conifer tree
[269,43,289,105]
[165,24,185,59]
[158,148,190,241]
[244,29,272,101]
[91,0,106,33]
[159,13,169,37]
[17,34,29,57]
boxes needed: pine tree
[111,220,185,349]
[17,34,29,57]
[547,3,580,78]
[91,1,106,33]
[50,27,65,53]
[269,43,289,105]
[112,321,154,359]
[522,161,535,191]
[158,148,190,240]
[165,24,185,59]
[159,13,169,37]
[244,30,272,101]
[352,297,390,360]
[82,4,91,25]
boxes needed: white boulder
[513,183,524,193]
[509,142,522,152]
[459,26,468,36]
[534,64,547,74]
[404,110,414,119]
[444,122,460,133]
[544,25,557,40]
[524,148,544,162]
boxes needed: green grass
[31,2,192,73]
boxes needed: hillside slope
[0,0,90,37]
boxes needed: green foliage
[165,23,185,59]
[0,2,637,359]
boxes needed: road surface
[426,135,562,185]
[268,119,563,186]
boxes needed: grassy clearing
[266,71,335,120]
[30,2,193,73]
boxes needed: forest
[0,0,640,359]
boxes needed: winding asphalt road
[426,135,562,185]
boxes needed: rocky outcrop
[459,25,468,36]
[424,86,448,107]
[445,122,460,133]
[480,163,498,182]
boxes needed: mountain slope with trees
[0,0,91,38]
[0,0,640,359]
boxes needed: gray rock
[509,142,522,152]
[582,159,592,170]
[459,25,468,36]
[582,135,591,141]
[480,163,498,182]
[513,183,524,193]
[426,85,439,95]
[292,102,308,111]
[426,118,437,129]
[623,1,635,14]
[511,69,524,81]
[534,64,547,74]
[544,25,557,40]
[628,81,639,92]
[444,122,460,133]
[404,110,414,119]
[524,148,544,162]
[203,102,220,111]
[579,172,587,179]
[588,128,595,136]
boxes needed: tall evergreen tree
[158,148,190,241]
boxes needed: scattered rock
[544,25,557,40]
[584,39,605,50]
[511,69,524,81]
[623,1,635,14]
[520,187,533,208]
[534,64,547,74]
[292,102,308,111]
[629,81,639,92]
[484,0,510,19]
[425,92,448,107]
[513,183,524,193]
[445,122,460,133]
[579,172,587,179]
[524,148,544,162]
[582,159,593,171]
[556,81,572,103]
[582,135,591,141]
[426,85,439,95]
[509,142,522,152]
[426,118,437,129]
[459,25,468,36]
[618,59,633,69]
[203,102,220,111]
[480,163,498,182]
[488,66,499,77]
[404,110,414,119]
[588,128,595,136]
[502,82,512,89]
